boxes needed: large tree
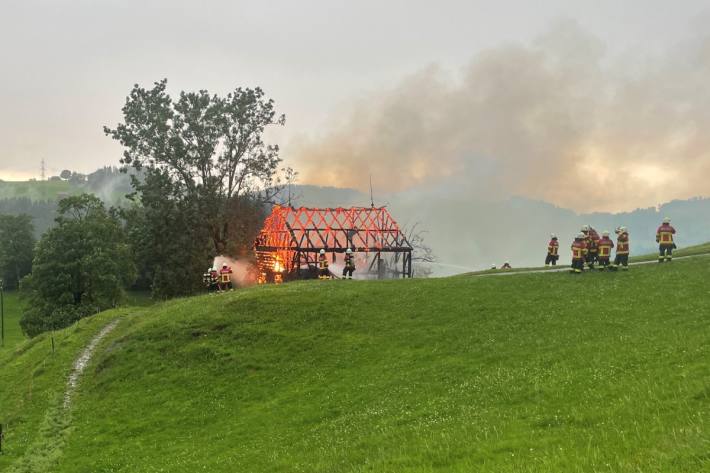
[104,79,285,255]
[0,214,35,289]
[122,169,213,298]
[20,194,135,337]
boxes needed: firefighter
[570,232,587,274]
[582,225,599,269]
[318,249,330,280]
[211,267,220,292]
[612,226,630,270]
[656,217,677,263]
[545,233,559,266]
[501,261,512,270]
[597,231,614,270]
[202,268,213,292]
[219,263,233,291]
[342,248,355,279]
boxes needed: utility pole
[40,159,46,181]
[369,175,375,208]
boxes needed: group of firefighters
[317,248,356,280]
[544,218,677,273]
[202,264,234,292]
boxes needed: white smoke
[212,255,255,287]
[293,20,710,213]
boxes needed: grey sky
[1,0,709,196]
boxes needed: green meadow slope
[0,181,78,202]
[2,258,710,472]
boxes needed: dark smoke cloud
[294,20,710,212]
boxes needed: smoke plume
[294,20,710,213]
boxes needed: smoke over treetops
[293,21,710,213]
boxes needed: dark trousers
[319,267,330,279]
[342,266,354,278]
[613,254,629,268]
[586,252,597,268]
[545,254,558,265]
[597,257,611,269]
[659,244,673,262]
[571,259,584,272]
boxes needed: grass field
[1,257,708,472]
[0,181,78,202]
[1,292,26,350]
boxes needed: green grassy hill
[0,181,78,202]
[1,258,709,472]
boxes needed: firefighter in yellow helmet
[318,249,330,280]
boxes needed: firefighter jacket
[571,240,587,260]
[344,254,355,269]
[219,267,233,283]
[209,270,219,282]
[318,255,329,269]
[547,239,559,256]
[597,237,614,258]
[616,233,630,255]
[656,224,676,244]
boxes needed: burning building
[254,205,413,282]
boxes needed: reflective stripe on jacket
[548,240,559,256]
[597,237,614,257]
[656,224,675,244]
[616,233,629,255]
[571,240,587,260]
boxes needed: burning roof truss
[254,206,413,280]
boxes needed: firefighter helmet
[581,225,589,232]
[663,217,671,224]
[577,232,585,239]
[346,248,353,254]
[319,249,326,255]
[602,230,610,237]
[550,233,557,239]
[620,226,627,233]
[222,263,228,268]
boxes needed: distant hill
[2,256,709,471]
[1,173,708,270]
[0,167,133,236]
